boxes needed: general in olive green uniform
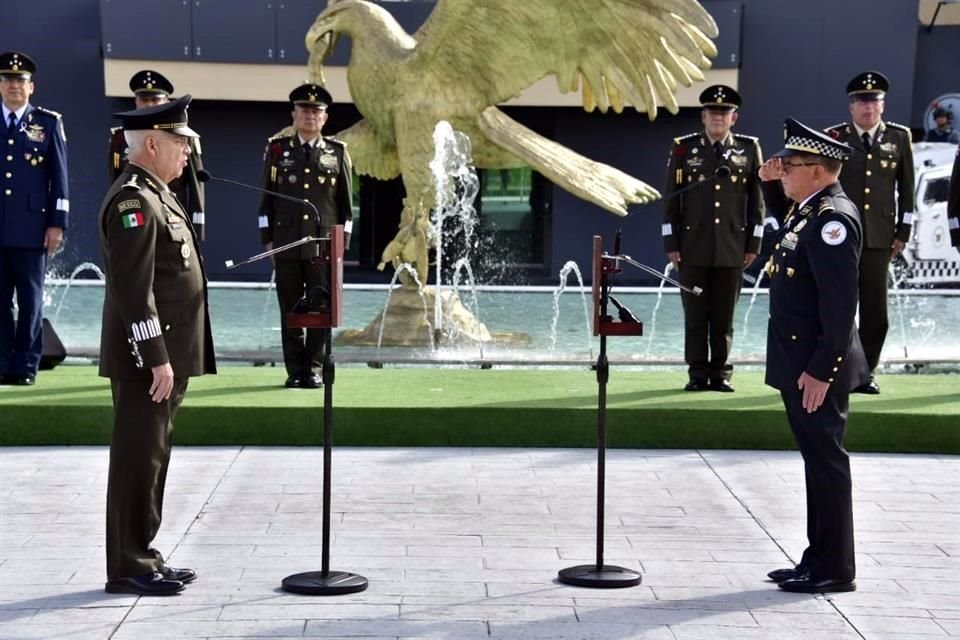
[99,97,215,596]
[258,83,352,388]
[825,71,915,393]
[663,85,764,391]
[107,70,207,240]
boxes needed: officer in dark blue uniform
[759,118,869,594]
[0,52,68,386]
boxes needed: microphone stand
[558,234,700,589]
[198,170,322,226]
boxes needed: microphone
[197,169,321,225]
[613,227,622,257]
[608,295,642,323]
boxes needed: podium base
[281,571,369,595]
[558,564,642,588]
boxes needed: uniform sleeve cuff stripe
[950,218,959,230]
[258,215,269,229]
[131,318,162,342]
[902,212,914,225]
[56,198,69,212]
[753,224,764,238]
[344,219,353,234]
[192,212,205,225]
[661,223,672,236]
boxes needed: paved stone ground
[0,447,957,640]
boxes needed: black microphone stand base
[281,570,368,595]
[558,564,642,589]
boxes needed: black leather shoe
[853,377,880,394]
[684,379,709,391]
[301,372,322,389]
[767,566,805,583]
[160,565,197,584]
[11,375,35,386]
[284,375,302,389]
[105,571,184,595]
[778,576,856,593]
[709,379,735,392]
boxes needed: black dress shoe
[301,372,322,389]
[778,576,856,593]
[160,565,197,584]
[11,375,35,386]
[709,379,735,392]
[105,571,184,595]
[767,566,805,583]
[684,379,709,391]
[853,377,880,394]
[284,375,302,389]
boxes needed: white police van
[898,142,959,286]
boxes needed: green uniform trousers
[679,266,743,382]
[858,248,891,372]
[106,377,188,579]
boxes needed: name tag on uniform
[781,232,799,251]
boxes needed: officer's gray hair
[124,129,150,153]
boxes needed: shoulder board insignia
[885,121,911,133]
[110,126,123,135]
[323,136,344,147]
[817,199,836,216]
[34,106,62,118]
[825,122,848,131]
[266,134,285,143]
[675,132,699,142]
[732,133,759,141]
[122,174,140,190]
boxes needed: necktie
[713,140,723,160]
[861,132,871,151]
[302,142,312,163]
[7,112,16,137]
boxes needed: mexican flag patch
[122,212,145,229]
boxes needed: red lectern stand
[558,235,644,588]
[280,226,368,596]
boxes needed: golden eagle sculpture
[305,0,719,284]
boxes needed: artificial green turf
[0,366,957,452]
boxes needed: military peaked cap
[846,71,889,100]
[114,94,199,138]
[699,84,741,111]
[130,70,174,97]
[0,51,37,79]
[289,83,332,109]
[772,118,852,161]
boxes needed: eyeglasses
[781,161,820,172]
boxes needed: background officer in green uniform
[108,70,207,240]
[662,85,764,392]
[0,51,68,386]
[759,118,868,595]
[825,71,915,394]
[99,95,215,596]
[258,83,353,389]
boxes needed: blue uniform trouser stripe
[0,248,46,376]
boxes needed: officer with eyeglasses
[757,118,869,595]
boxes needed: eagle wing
[336,119,401,180]
[410,0,718,118]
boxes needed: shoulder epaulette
[267,133,290,143]
[825,122,848,132]
[673,132,699,145]
[323,135,345,147]
[733,133,759,142]
[817,197,837,217]
[34,106,62,118]
[121,174,140,190]
[885,121,911,133]
[110,126,123,135]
